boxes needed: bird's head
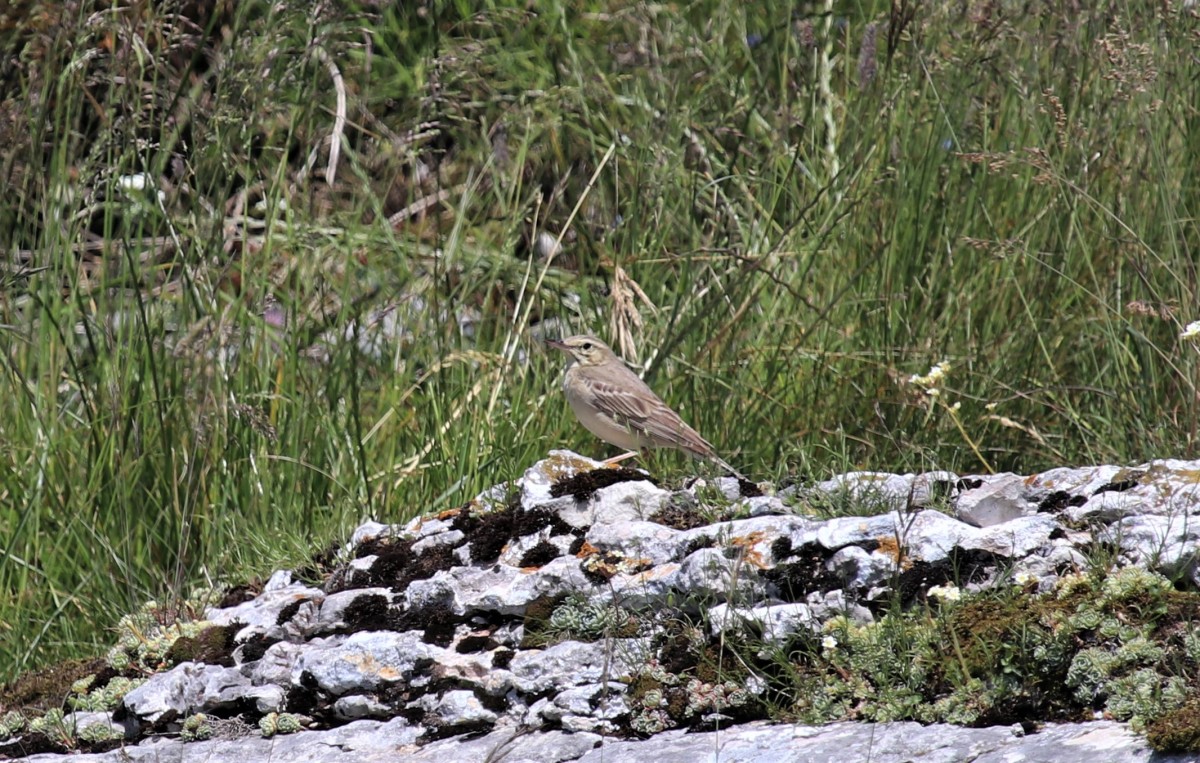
[544,335,614,368]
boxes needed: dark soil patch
[549,468,654,502]
[392,600,459,647]
[735,477,763,498]
[1038,490,1088,513]
[163,623,238,667]
[491,648,515,669]
[890,549,999,609]
[454,504,517,563]
[0,657,107,716]
[335,536,459,594]
[1093,477,1141,495]
[518,540,562,568]
[452,502,577,564]
[454,632,496,653]
[762,543,843,602]
[519,594,566,648]
[650,494,708,530]
[276,600,306,626]
[513,505,578,538]
[237,633,277,663]
[343,593,393,633]
[216,583,260,609]
[0,731,69,758]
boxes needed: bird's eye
[582,342,593,351]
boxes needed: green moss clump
[768,568,1200,732]
[0,658,106,716]
[1147,700,1200,752]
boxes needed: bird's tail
[710,455,747,482]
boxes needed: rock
[706,602,816,642]
[519,450,606,509]
[572,720,1173,763]
[317,588,395,633]
[744,496,789,516]
[812,471,920,512]
[509,639,646,694]
[539,682,628,734]
[122,663,258,723]
[954,473,1032,526]
[22,453,1200,763]
[293,632,436,695]
[422,690,497,728]
[826,545,895,589]
[332,694,392,721]
[248,640,306,685]
[585,520,687,562]
[206,577,325,633]
[558,480,671,528]
[350,521,400,548]
[1100,514,1200,579]
[680,515,816,569]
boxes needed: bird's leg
[602,450,640,468]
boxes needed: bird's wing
[586,376,716,457]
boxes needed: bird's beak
[544,338,570,353]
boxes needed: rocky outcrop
[6,452,1200,761]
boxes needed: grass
[0,0,1198,687]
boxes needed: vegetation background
[0,0,1197,685]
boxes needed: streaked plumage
[545,335,744,480]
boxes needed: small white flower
[821,635,838,650]
[928,584,961,603]
[910,361,951,387]
[1014,571,1038,586]
[1181,321,1200,340]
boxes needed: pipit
[545,335,745,480]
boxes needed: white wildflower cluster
[909,361,951,396]
[1014,571,1039,586]
[1180,320,1200,340]
[927,584,962,603]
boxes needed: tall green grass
[0,0,1197,681]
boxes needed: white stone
[428,690,497,726]
[293,631,437,695]
[585,520,686,563]
[954,473,1032,527]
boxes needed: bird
[545,334,745,480]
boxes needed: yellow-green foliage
[0,711,27,739]
[756,568,1200,742]
[104,601,215,673]
[180,713,213,742]
[258,712,303,737]
[68,676,146,712]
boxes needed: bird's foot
[601,451,640,468]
